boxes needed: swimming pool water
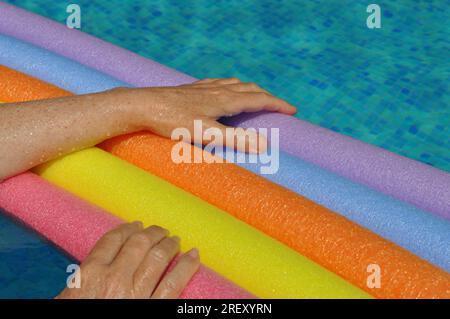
[0,210,72,298]
[4,0,450,170]
[0,0,449,297]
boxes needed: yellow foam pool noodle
[34,148,370,298]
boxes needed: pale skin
[57,222,200,299]
[0,78,296,298]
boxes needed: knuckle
[129,232,152,246]
[150,247,169,263]
[163,278,179,292]
[102,231,123,243]
[215,91,229,101]
[166,237,180,249]
[147,225,167,235]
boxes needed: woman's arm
[0,91,137,180]
[0,78,295,180]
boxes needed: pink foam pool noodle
[0,172,254,299]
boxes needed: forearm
[0,89,141,180]
[0,78,296,181]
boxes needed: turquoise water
[0,210,71,298]
[4,0,450,170]
[0,0,449,297]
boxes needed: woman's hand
[115,78,297,152]
[0,77,295,180]
[57,222,200,299]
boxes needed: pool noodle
[103,134,450,276]
[0,104,251,301]
[0,81,368,299]
[0,173,255,299]
[0,34,127,93]
[0,3,448,219]
[35,148,371,298]
[1,36,449,274]
[1,68,449,298]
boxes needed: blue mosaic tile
[4,0,448,172]
[0,211,72,298]
[1,0,449,297]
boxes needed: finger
[193,78,241,85]
[133,236,181,297]
[211,77,242,85]
[196,119,268,154]
[192,78,217,84]
[151,248,201,299]
[223,82,269,94]
[230,92,297,115]
[84,221,143,265]
[110,225,169,274]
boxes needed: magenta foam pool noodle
[2,34,450,272]
[0,2,448,219]
[0,173,254,299]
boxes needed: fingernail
[187,248,199,259]
[132,221,143,228]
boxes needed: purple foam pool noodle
[0,2,448,219]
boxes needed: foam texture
[224,114,450,221]
[1,36,450,274]
[0,99,251,300]
[1,67,449,298]
[0,71,366,299]
[100,134,450,298]
[0,173,255,299]
[0,3,448,219]
[0,34,127,94]
[35,149,370,298]
[0,66,68,101]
